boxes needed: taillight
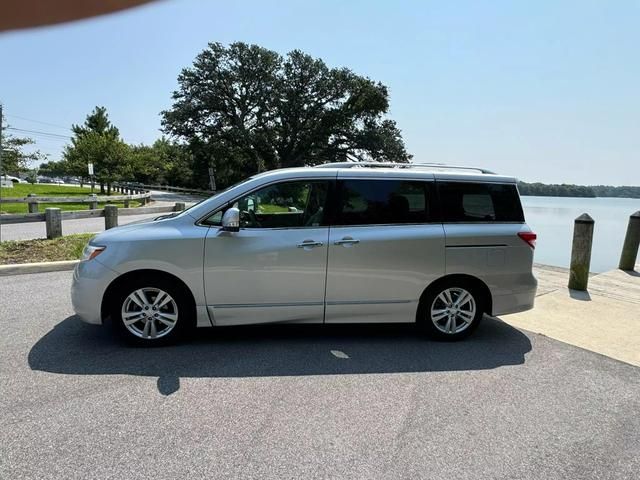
[518,232,537,249]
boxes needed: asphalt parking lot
[1,271,639,479]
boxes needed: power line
[4,114,72,132]
[5,127,72,140]
[6,132,70,143]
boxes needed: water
[521,196,640,272]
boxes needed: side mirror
[221,207,240,232]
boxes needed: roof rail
[314,162,496,175]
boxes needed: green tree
[162,42,411,188]
[38,160,67,178]
[63,107,129,193]
[127,138,194,186]
[1,117,47,175]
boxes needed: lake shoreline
[522,196,640,273]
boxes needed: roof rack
[314,162,496,175]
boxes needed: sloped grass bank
[0,233,93,264]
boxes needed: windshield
[154,176,257,221]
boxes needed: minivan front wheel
[419,282,484,340]
[111,277,192,346]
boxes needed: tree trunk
[107,183,112,195]
[100,183,105,194]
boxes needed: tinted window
[205,180,329,228]
[438,182,524,222]
[335,180,431,225]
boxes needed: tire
[110,276,194,346]
[418,280,484,341]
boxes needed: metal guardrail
[116,182,214,196]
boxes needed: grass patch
[1,184,143,214]
[1,184,95,197]
[0,200,144,214]
[0,233,94,265]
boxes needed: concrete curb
[0,260,80,276]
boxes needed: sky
[1,0,638,185]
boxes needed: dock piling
[618,211,640,271]
[568,213,595,291]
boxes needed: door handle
[297,240,324,248]
[334,238,360,246]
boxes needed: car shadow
[29,316,532,396]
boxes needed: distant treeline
[518,182,640,199]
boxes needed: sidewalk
[505,265,640,366]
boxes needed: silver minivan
[71,163,537,345]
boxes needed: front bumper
[71,259,119,325]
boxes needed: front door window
[205,180,329,229]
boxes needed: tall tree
[1,117,47,175]
[126,138,194,186]
[72,106,119,139]
[63,106,129,193]
[162,42,411,188]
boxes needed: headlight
[81,244,106,261]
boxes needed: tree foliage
[128,138,194,186]
[38,160,67,178]
[518,181,640,199]
[62,106,129,191]
[1,117,47,175]
[162,42,411,188]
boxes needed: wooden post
[175,202,186,212]
[89,194,98,210]
[27,193,38,213]
[45,208,62,239]
[104,205,118,230]
[619,211,640,270]
[568,213,595,291]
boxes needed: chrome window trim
[441,221,525,225]
[329,222,442,228]
[195,176,523,229]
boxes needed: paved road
[0,191,201,241]
[147,190,204,206]
[1,271,638,479]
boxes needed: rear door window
[335,179,432,225]
[438,182,524,222]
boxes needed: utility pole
[208,166,216,192]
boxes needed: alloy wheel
[429,287,476,334]
[121,287,179,339]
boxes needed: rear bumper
[71,259,119,325]
[492,285,537,316]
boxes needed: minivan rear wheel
[419,281,484,340]
[111,277,193,346]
